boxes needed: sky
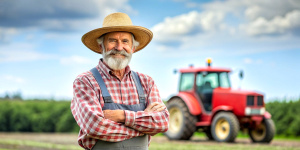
[0,0,300,101]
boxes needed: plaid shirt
[71,59,169,149]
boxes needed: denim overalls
[90,67,148,150]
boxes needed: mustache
[106,49,130,57]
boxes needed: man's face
[101,32,134,70]
[103,32,134,55]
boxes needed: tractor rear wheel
[211,112,239,142]
[249,118,275,143]
[165,98,197,140]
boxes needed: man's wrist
[118,110,125,123]
[124,110,136,127]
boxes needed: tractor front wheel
[164,98,197,140]
[211,112,239,142]
[249,118,275,143]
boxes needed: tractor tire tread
[249,118,275,143]
[165,98,197,140]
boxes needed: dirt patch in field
[0,132,79,150]
[0,132,299,149]
[0,144,53,150]
[0,132,78,145]
[151,136,300,148]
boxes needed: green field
[0,133,299,150]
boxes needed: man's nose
[115,42,124,51]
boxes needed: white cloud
[150,0,300,55]
[244,58,253,64]
[243,58,263,64]
[243,0,300,21]
[60,55,93,65]
[242,10,300,36]
[0,27,18,43]
[152,11,225,44]
[202,0,300,19]
[0,43,56,63]
[2,75,25,83]
[201,0,246,16]
[202,0,300,36]
[153,0,300,41]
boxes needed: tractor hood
[213,88,264,96]
[212,88,265,117]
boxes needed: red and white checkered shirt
[71,59,169,149]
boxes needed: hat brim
[81,26,153,54]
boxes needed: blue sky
[1,0,300,101]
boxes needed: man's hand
[103,110,125,123]
[144,102,166,112]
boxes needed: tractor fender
[264,111,272,119]
[169,92,202,115]
[211,105,233,119]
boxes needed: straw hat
[82,12,153,54]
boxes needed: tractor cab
[196,71,230,111]
[179,59,231,112]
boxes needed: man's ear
[98,44,103,52]
[132,47,135,53]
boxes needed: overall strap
[90,67,113,103]
[131,71,146,103]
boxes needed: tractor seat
[203,81,212,89]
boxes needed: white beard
[102,47,133,70]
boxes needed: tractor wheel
[211,112,239,142]
[249,118,275,143]
[164,98,197,140]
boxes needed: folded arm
[123,74,170,136]
[71,77,144,142]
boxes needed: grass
[149,142,299,150]
[274,135,300,141]
[0,139,81,150]
[192,132,300,141]
[151,132,300,150]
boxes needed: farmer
[71,12,169,150]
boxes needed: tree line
[0,99,79,132]
[0,98,299,137]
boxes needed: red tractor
[165,59,275,143]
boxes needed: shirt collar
[97,58,132,80]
